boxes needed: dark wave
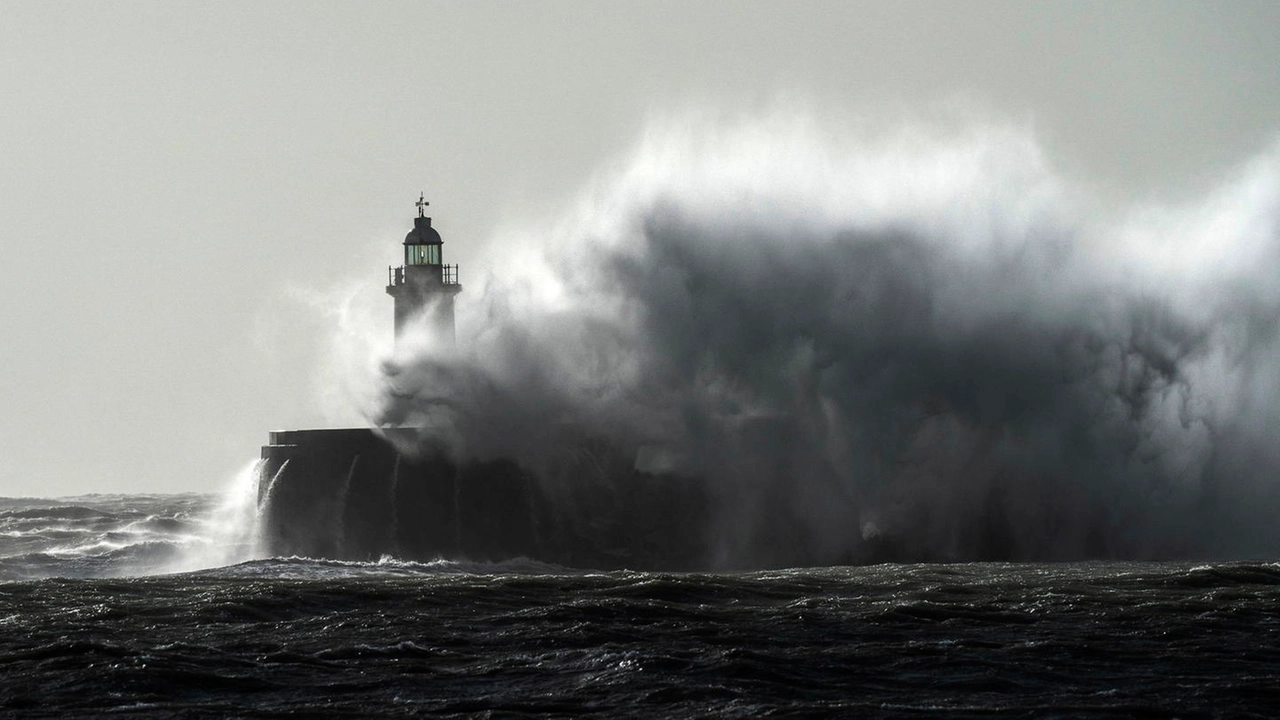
[190,555,582,581]
[0,506,119,522]
[3,560,1279,716]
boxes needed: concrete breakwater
[257,429,711,570]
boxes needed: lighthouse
[386,194,462,342]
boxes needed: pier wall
[258,429,711,570]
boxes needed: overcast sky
[2,1,1278,496]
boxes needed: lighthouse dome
[404,216,442,245]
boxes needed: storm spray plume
[372,116,1280,568]
[168,459,268,573]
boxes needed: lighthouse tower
[386,194,462,342]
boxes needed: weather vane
[416,192,429,218]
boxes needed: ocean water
[2,492,1279,718]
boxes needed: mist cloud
[369,116,1280,567]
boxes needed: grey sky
[1,1,1278,496]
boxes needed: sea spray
[169,459,266,572]
[250,458,291,559]
[258,459,289,515]
[366,115,1280,567]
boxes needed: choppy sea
[2,489,1278,718]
